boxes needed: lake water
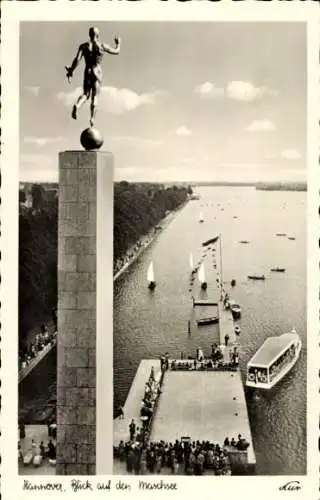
[114,186,306,475]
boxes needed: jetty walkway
[218,301,238,345]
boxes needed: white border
[1,2,319,499]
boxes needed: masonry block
[57,150,113,475]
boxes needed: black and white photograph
[112,22,307,476]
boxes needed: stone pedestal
[57,151,113,475]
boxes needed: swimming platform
[114,358,256,474]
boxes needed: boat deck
[149,369,255,467]
[114,360,161,446]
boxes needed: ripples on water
[114,187,306,475]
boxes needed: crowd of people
[113,239,145,275]
[118,365,164,445]
[18,421,57,468]
[19,323,57,372]
[139,366,163,432]
[269,345,296,381]
[170,345,239,372]
[114,436,251,475]
[19,438,56,467]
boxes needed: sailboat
[198,262,207,290]
[199,212,204,223]
[147,261,156,290]
[189,253,195,274]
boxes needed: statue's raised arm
[101,36,121,55]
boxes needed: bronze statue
[65,27,121,127]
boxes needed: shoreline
[113,201,188,283]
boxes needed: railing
[144,368,166,441]
[170,359,238,372]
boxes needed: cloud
[281,149,302,160]
[246,120,276,132]
[24,136,64,147]
[227,81,278,102]
[110,135,163,147]
[20,153,58,182]
[57,86,159,114]
[175,126,192,137]
[25,86,40,97]
[194,82,224,98]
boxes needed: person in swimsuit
[65,27,121,127]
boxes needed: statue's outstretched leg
[90,102,97,127]
[72,93,88,120]
[90,81,99,127]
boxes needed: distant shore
[114,201,188,282]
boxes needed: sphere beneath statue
[80,127,104,151]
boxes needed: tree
[31,184,45,211]
[19,189,26,203]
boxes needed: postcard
[1,1,319,499]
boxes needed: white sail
[147,262,155,283]
[189,253,194,271]
[199,212,204,222]
[198,262,205,284]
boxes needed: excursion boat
[197,316,219,326]
[239,240,249,244]
[270,267,286,273]
[288,237,296,241]
[246,330,302,389]
[147,261,156,290]
[276,233,286,237]
[229,299,241,319]
[248,275,265,280]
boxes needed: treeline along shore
[19,181,191,346]
[113,181,191,275]
[255,181,307,192]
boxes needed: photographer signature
[279,481,301,492]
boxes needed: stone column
[57,151,113,475]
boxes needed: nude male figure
[65,27,121,127]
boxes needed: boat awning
[248,333,298,368]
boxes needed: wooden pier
[218,301,237,346]
[115,360,256,474]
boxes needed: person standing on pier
[129,419,136,441]
[224,334,230,346]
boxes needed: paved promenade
[114,360,161,446]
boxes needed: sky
[20,21,306,183]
